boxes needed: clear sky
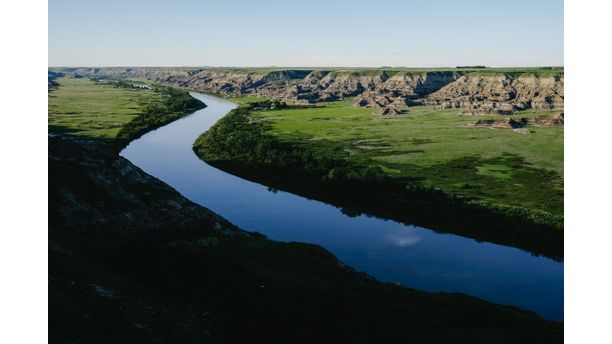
[48,0,564,67]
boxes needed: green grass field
[48,77,162,138]
[250,101,564,216]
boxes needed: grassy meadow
[48,77,162,139]
[250,101,564,216]
[48,76,205,145]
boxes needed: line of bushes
[115,85,206,149]
[193,106,563,260]
[194,107,386,181]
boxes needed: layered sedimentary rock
[471,114,564,129]
[533,113,565,126]
[353,71,461,108]
[66,68,563,113]
[67,68,460,107]
[373,107,406,117]
[472,118,528,129]
[426,73,564,114]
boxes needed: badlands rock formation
[65,68,564,114]
[426,73,564,114]
[533,113,565,126]
[471,114,564,129]
[473,118,528,129]
[373,106,406,117]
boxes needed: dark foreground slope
[49,136,562,344]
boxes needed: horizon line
[48,65,565,69]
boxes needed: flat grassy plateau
[49,76,205,146]
[48,77,162,138]
[250,100,563,218]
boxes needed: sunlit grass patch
[48,77,163,139]
[249,99,563,215]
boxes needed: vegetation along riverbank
[48,76,206,151]
[194,97,564,260]
[49,75,562,342]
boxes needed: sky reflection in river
[121,93,563,321]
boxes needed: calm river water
[120,92,563,321]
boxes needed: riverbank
[49,136,563,343]
[194,105,563,259]
[49,77,563,342]
[49,76,206,152]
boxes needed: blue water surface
[121,93,563,321]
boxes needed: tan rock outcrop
[66,68,564,113]
[426,73,564,114]
[472,117,528,129]
[532,114,564,126]
[373,107,405,117]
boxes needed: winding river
[120,92,563,321]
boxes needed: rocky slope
[470,114,564,129]
[60,67,563,114]
[426,73,564,114]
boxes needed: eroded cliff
[426,73,564,114]
[68,67,563,114]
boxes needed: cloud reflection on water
[387,226,422,247]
